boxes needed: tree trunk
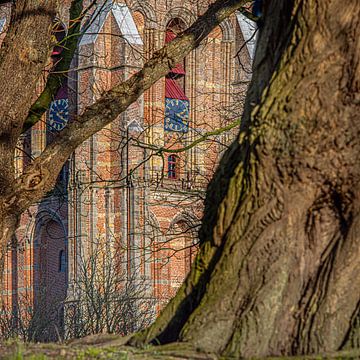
[0,0,57,193]
[129,0,360,357]
[0,1,57,294]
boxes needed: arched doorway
[33,217,67,341]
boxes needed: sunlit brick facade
[1,0,255,336]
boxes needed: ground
[1,335,360,360]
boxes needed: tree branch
[239,7,259,22]
[0,0,57,195]
[8,0,248,215]
[21,0,87,133]
[132,119,241,154]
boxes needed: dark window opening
[59,250,66,272]
[168,155,177,179]
[52,21,66,57]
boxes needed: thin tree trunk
[130,0,360,357]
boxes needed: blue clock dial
[164,98,189,133]
[48,98,69,131]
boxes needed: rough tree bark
[0,0,359,358]
[22,0,85,132]
[0,0,57,279]
[129,0,360,357]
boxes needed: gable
[80,0,143,46]
[236,13,257,60]
[112,3,142,45]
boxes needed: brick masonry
[1,0,253,333]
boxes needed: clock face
[48,98,69,131]
[164,98,189,133]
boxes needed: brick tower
[0,0,256,338]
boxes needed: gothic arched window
[164,19,189,133]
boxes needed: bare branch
[22,0,89,132]
[9,0,248,215]
[133,118,241,155]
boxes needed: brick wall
[2,0,253,326]
[69,0,252,311]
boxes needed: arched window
[165,19,186,91]
[168,155,177,179]
[164,19,190,133]
[59,250,66,272]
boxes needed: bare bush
[64,240,155,339]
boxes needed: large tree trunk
[0,0,57,293]
[130,0,360,357]
[0,0,57,192]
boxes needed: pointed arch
[126,0,157,29]
[162,7,197,30]
[26,208,67,246]
[219,18,235,42]
[169,209,201,238]
[146,209,165,243]
[80,1,143,46]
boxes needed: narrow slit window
[168,155,177,179]
[59,250,66,272]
